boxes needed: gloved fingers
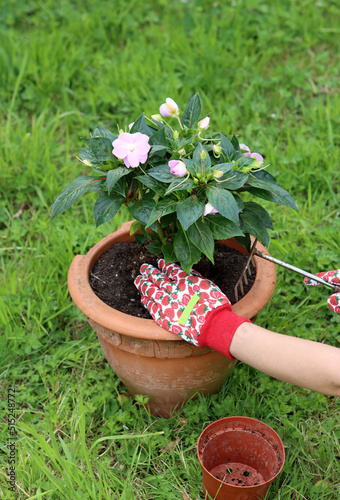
[304,269,340,286]
[140,295,163,323]
[304,276,323,286]
[322,269,340,285]
[141,295,189,337]
[189,268,205,278]
[134,276,166,301]
[158,259,188,282]
[139,263,172,289]
[327,293,340,314]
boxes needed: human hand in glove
[304,269,340,314]
[134,259,250,360]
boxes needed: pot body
[68,221,276,417]
[197,416,285,500]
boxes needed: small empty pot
[197,416,285,500]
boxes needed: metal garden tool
[234,238,340,302]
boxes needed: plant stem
[176,114,183,130]
[156,221,168,245]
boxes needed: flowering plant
[51,94,297,273]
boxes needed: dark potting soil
[89,241,256,319]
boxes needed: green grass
[1,0,339,498]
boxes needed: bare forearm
[230,322,340,396]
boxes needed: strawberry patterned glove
[134,259,251,360]
[304,269,340,314]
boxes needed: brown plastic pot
[67,221,276,417]
[197,416,285,500]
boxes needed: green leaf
[247,175,298,210]
[89,184,106,195]
[165,177,195,195]
[161,243,177,264]
[174,225,201,274]
[151,120,174,141]
[150,144,167,156]
[147,164,174,183]
[107,167,131,194]
[193,144,211,170]
[130,113,155,137]
[218,171,248,190]
[149,127,167,147]
[130,220,143,235]
[243,201,273,229]
[237,156,255,168]
[77,147,104,167]
[93,127,117,142]
[240,210,270,247]
[230,134,241,155]
[110,177,126,196]
[233,193,244,211]
[128,194,156,226]
[160,212,177,228]
[182,158,201,176]
[214,162,235,174]
[135,233,146,246]
[187,220,215,263]
[93,194,125,227]
[176,195,205,230]
[181,93,202,128]
[220,133,236,161]
[147,241,162,254]
[206,187,240,223]
[252,170,278,185]
[147,199,178,227]
[235,234,251,253]
[82,137,114,163]
[51,176,105,220]
[136,175,167,196]
[206,214,244,239]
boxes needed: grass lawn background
[0,0,339,498]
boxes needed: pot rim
[197,416,285,490]
[67,221,277,341]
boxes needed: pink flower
[168,160,187,177]
[239,143,250,154]
[248,152,264,162]
[198,117,210,130]
[159,98,179,117]
[128,122,134,130]
[112,132,150,168]
[240,144,263,163]
[203,202,218,216]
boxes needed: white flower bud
[213,169,223,179]
[151,114,163,122]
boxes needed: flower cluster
[52,94,297,273]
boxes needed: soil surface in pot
[89,242,255,318]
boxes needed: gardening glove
[134,259,251,360]
[304,269,340,314]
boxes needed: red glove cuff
[198,304,251,360]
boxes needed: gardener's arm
[229,322,340,397]
[135,260,340,397]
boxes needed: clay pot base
[210,462,264,487]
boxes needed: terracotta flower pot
[197,416,285,499]
[67,221,276,417]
